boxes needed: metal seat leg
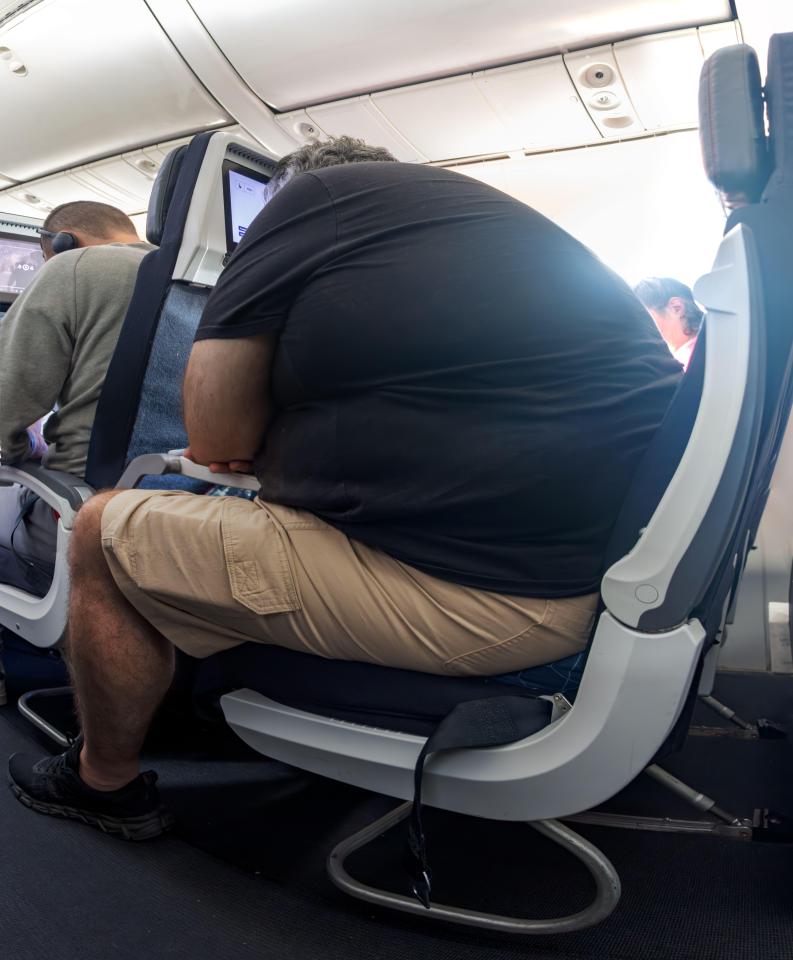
[327,801,621,934]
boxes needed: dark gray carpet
[0,671,792,960]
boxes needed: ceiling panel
[373,76,518,162]
[73,156,159,211]
[0,135,199,223]
[698,20,741,58]
[5,173,114,215]
[306,98,428,163]
[188,0,732,110]
[0,191,42,217]
[0,0,229,181]
[614,29,703,130]
[614,25,739,132]
[474,56,599,151]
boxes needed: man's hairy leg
[67,491,175,791]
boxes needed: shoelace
[35,751,73,777]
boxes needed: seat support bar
[326,801,621,934]
[17,686,74,748]
[563,811,753,840]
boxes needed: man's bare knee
[70,490,125,573]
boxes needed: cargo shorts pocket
[220,498,301,616]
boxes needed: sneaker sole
[9,780,174,840]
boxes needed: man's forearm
[183,335,275,466]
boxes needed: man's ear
[666,296,686,319]
[67,229,91,250]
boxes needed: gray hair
[267,135,398,200]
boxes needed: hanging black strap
[405,694,552,908]
[10,491,42,569]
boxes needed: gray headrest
[765,32,793,188]
[699,44,771,205]
[146,145,188,246]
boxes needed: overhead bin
[186,0,733,111]
[0,0,229,181]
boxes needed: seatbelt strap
[10,491,41,570]
[405,694,551,908]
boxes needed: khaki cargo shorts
[100,490,598,676]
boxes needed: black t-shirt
[196,162,682,597]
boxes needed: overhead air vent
[228,142,277,172]
[0,45,26,77]
[565,46,643,139]
[134,157,158,177]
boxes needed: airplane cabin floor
[0,643,792,960]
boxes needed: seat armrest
[0,463,94,529]
[118,451,260,492]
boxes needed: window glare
[452,131,725,290]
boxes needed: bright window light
[453,131,725,290]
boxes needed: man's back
[200,162,682,597]
[0,240,151,476]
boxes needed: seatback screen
[222,160,271,253]
[0,233,44,296]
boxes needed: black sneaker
[8,739,174,840]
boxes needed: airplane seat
[177,35,789,932]
[0,134,217,659]
[697,36,793,655]
[85,138,213,492]
[0,132,276,731]
[85,131,276,496]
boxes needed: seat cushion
[186,643,579,737]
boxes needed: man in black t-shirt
[9,137,682,837]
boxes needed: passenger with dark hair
[0,200,151,595]
[633,276,704,371]
[9,137,682,837]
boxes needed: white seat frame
[0,221,758,933]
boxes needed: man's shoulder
[304,161,514,211]
[77,241,154,264]
[308,161,472,189]
[71,242,153,282]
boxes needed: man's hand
[26,423,48,460]
[182,446,254,475]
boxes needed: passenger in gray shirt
[0,201,152,595]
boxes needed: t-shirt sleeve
[194,172,338,341]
